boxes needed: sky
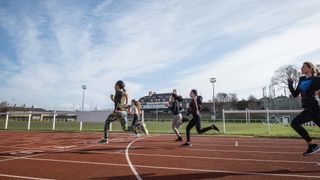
[1,0,320,111]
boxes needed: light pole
[81,85,87,112]
[210,77,217,120]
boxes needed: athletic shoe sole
[182,143,192,147]
[303,146,320,156]
[98,140,109,144]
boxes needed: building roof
[0,106,47,112]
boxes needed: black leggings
[131,114,140,135]
[186,114,212,142]
[291,109,320,142]
[132,114,139,126]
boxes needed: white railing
[0,110,145,132]
[0,111,77,131]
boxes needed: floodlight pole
[81,85,87,112]
[210,78,217,120]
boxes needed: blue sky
[1,0,320,110]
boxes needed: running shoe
[303,144,320,156]
[182,142,192,147]
[98,139,109,144]
[212,124,220,132]
[175,136,183,141]
[133,134,141,138]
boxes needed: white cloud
[1,0,320,110]
[174,12,320,100]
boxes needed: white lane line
[126,138,143,180]
[23,157,128,167]
[20,157,320,179]
[189,148,302,155]
[134,164,320,179]
[0,173,55,180]
[0,153,42,163]
[87,151,318,165]
[136,141,305,150]
[0,142,102,164]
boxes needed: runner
[183,89,220,147]
[288,62,320,156]
[99,80,128,144]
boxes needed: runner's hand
[287,78,294,85]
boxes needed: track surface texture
[0,131,319,179]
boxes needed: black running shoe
[212,124,220,132]
[98,139,109,144]
[182,117,190,123]
[303,144,320,156]
[182,142,192,147]
[175,136,183,142]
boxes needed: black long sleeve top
[288,76,320,110]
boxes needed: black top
[188,99,199,117]
[168,100,180,115]
[114,90,125,111]
[288,76,320,110]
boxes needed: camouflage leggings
[104,111,128,139]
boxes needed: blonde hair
[132,99,141,112]
[303,61,316,76]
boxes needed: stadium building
[138,91,192,112]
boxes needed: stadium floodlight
[81,85,87,112]
[210,78,217,120]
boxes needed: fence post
[80,121,83,131]
[142,110,145,123]
[52,111,57,131]
[222,109,226,133]
[5,112,9,130]
[245,108,248,124]
[156,107,158,122]
[266,108,271,135]
[248,110,251,124]
[27,111,32,130]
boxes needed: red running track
[0,131,319,179]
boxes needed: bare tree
[271,65,300,96]
[0,101,9,109]
[248,95,261,110]
[229,93,238,102]
[216,93,228,102]
[228,93,238,109]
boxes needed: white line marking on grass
[20,157,320,179]
[126,138,143,180]
[0,173,55,180]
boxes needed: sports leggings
[291,109,320,142]
[104,111,128,139]
[186,114,212,142]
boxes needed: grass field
[0,118,319,139]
